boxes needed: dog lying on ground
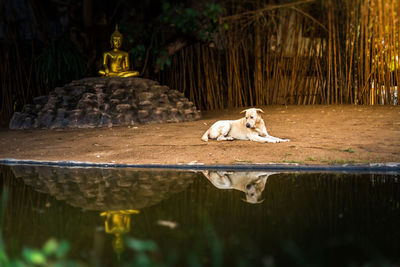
[201,108,289,143]
[202,171,278,204]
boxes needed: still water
[1,164,400,266]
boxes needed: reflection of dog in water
[202,171,277,204]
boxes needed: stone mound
[10,77,201,129]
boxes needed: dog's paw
[275,138,290,143]
[217,135,234,141]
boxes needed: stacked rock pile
[10,77,201,129]
[11,165,198,210]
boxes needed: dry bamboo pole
[299,25,312,104]
[271,45,281,104]
[364,2,371,105]
[205,45,222,110]
[331,1,338,104]
[315,39,325,104]
[354,0,362,104]
[327,0,333,104]
[208,47,223,109]
[334,7,343,105]
[209,48,218,109]
[0,49,11,122]
[385,0,392,104]
[304,32,317,105]
[387,0,397,105]
[397,0,400,105]
[311,75,318,105]
[394,0,400,105]
[390,0,396,104]
[173,54,178,91]
[263,33,270,105]
[279,10,290,105]
[376,0,385,105]
[242,37,254,106]
[359,1,366,104]
[377,0,384,105]
[371,0,378,104]
[315,51,326,104]
[357,0,363,104]
[202,46,212,109]
[195,45,205,109]
[344,0,350,103]
[388,0,395,104]
[224,32,230,108]
[209,47,218,109]
[235,42,244,107]
[230,41,236,107]
[181,49,187,99]
[254,18,263,106]
[242,39,251,106]
[345,0,357,104]
[188,47,197,107]
[288,14,299,104]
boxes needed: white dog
[201,108,289,143]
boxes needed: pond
[0,164,400,266]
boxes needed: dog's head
[240,108,264,129]
[243,178,266,204]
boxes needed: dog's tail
[201,129,209,142]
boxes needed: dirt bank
[0,105,399,165]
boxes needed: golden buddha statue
[99,25,139,77]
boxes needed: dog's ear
[240,109,247,114]
[255,108,265,114]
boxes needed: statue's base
[10,77,201,129]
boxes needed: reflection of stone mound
[10,77,201,129]
[11,166,196,210]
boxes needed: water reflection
[100,209,139,258]
[8,165,197,263]
[202,171,277,203]
[10,165,196,210]
[2,165,400,266]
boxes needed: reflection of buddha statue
[98,25,139,77]
[100,209,140,258]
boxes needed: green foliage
[121,1,226,73]
[37,37,87,90]
[155,1,225,71]
[1,238,77,267]
[160,1,225,42]
[130,44,146,62]
[125,237,159,266]
[0,188,78,267]
[156,51,171,71]
[0,189,9,266]
[125,238,158,253]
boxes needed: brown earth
[0,105,399,166]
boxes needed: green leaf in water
[22,248,46,265]
[42,238,70,259]
[126,238,158,252]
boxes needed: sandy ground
[0,105,399,166]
